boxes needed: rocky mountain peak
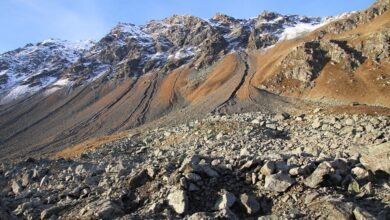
[162,14,206,26]
[258,10,282,21]
[210,13,241,24]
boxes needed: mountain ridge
[0,10,346,105]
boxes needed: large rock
[264,173,295,192]
[304,162,332,188]
[128,169,150,189]
[168,189,188,214]
[355,142,390,174]
[81,200,124,220]
[321,200,355,220]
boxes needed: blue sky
[0,0,375,53]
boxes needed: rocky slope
[0,111,389,219]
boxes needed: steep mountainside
[0,0,389,160]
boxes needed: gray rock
[274,113,289,121]
[21,172,32,187]
[347,178,360,194]
[168,189,188,214]
[11,180,22,195]
[304,162,332,188]
[264,173,295,192]
[304,192,319,204]
[351,167,369,180]
[345,118,355,126]
[312,121,322,129]
[41,206,64,219]
[355,142,390,174]
[239,193,260,214]
[321,200,355,220]
[128,169,150,189]
[82,200,124,220]
[201,165,220,178]
[240,159,260,171]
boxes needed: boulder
[82,200,124,220]
[304,162,332,188]
[264,173,295,192]
[355,142,390,174]
[168,189,188,214]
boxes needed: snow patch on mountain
[279,22,323,40]
[0,39,95,105]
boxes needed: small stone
[214,190,236,210]
[11,180,22,195]
[362,182,374,195]
[351,167,369,180]
[211,159,221,166]
[313,108,322,113]
[239,193,260,215]
[345,118,355,126]
[240,148,250,157]
[251,119,261,124]
[21,172,31,187]
[240,159,260,171]
[40,175,49,187]
[168,189,188,214]
[216,133,224,140]
[312,121,322,129]
[289,167,303,176]
[274,113,289,121]
[264,173,295,192]
[348,178,360,194]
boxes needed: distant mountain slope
[0,0,389,159]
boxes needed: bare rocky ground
[0,110,390,219]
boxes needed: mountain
[0,12,344,104]
[0,0,389,160]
